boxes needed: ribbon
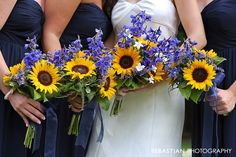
[75,98,104,149]
[32,122,42,153]
[44,106,58,157]
[95,103,104,143]
[205,72,225,157]
[32,101,59,157]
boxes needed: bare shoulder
[0,0,17,30]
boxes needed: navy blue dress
[192,0,236,156]
[44,3,112,157]
[0,0,44,157]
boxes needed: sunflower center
[104,77,111,91]
[119,55,134,69]
[192,68,208,82]
[72,65,89,74]
[37,71,53,86]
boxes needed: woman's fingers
[71,106,82,113]
[70,101,82,112]
[25,104,45,120]
[21,106,42,124]
[216,110,228,115]
[213,105,226,112]
[28,98,44,112]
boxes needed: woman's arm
[0,52,45,126]
[0,1,45,125]
[42,0,81,53]
[175,0,207,49]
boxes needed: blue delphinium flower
[23,36,43,70]
[168,67,181,79]
[130,11,151,36]
[23,49,42,70]
[85,29,114,79]
[67,36,83,53]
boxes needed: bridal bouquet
[3,37,62,148]
[57,29,114,135]
[167,39,226,103]
[110,11,181,115]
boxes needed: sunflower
[207,49,217,58]
[99,69,117,100]
[29,60,60,94]
[112,47,141,76]
[183,60,216,91]
[194,48,217,59]
[148,64,165,82]
[3,61,25,85]
[65,57,96,79]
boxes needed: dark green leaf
[179,85,192,100]
[116,78,128,89]
[125,78,133,87]
[190,89,203,103]
[87,90,96,102]
[33,89,42,100]
[213,56,226,65]
[131,80,143,89]
[42,93,48,102]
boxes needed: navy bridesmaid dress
[0,0,44,157]
[192,0,236,157]
[43,3,112,157]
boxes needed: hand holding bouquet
[56,30,114,135]
[168,39,226,103]
[3,37,62,148]
[110,11,181,115]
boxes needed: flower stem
[110,94,123,116]
[24,124,35,149]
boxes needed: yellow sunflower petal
[65,57,96,80]
[29,60,61,94]
[112,47,141,76]
[183,60,216,91]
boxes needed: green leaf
[213,56,226,65]
[97,97,110,111]
[116,78,128,89]
[125,78,133,87]
[131,80,143,89]
[60,82,75,92]
[86,90,96,102]
[178,81,188,88]
[179,85,192,100]
[42,93,48,102]
[9,81,18,88]
[33,89,42,100]
[190,89,203,103]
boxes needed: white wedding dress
[87,0,184,157]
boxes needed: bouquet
[167,39,226,103]
[3,37,62,148]
[110,11,182,115]
[56,29,114,135]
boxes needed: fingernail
[26,123,29,127]
[37,121,41,124]
[43,116,46,120]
